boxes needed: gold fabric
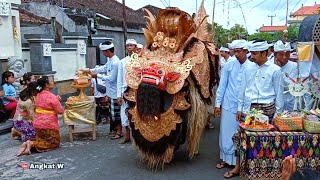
[36,108,56,114]
[63,96,96,125]
[172,91,191,110]
[297,42,314,61]
[129,106,182,142]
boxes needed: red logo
[21,163,28,169]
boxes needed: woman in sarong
[17,76,64,156]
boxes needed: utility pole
[122,0,128,55]
[268,15,276,26]
[212,0,216,40]
[196,0,198,12]
[61,0,64,33]
[285,0,289,26]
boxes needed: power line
[250,0,267,11]
[159,0,168,7]
[290,0,302,12]
[272,0,282,13]
[231,0,255,8]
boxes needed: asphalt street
[0,117,240,180]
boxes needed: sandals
[111,134,123,140]
[224,171,239,179]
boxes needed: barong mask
[126,8,213,96]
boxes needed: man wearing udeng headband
[84,41,122,138]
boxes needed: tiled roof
[20,1,162,25]
[19,9,50,24]
[137,5,161,17]
[56,0,146,25]
[291,4,320,17]
[259,26,288,32]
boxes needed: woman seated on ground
[11,82,38,141]
[17,76,64,156]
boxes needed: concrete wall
[0,0,22,59]
[20,2,76,32]
[22,44,86,82]
[21,24,52,43]
[51,46,78,82]
[96,26,145,59]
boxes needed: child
[1,71,18,119]
[11,82,38,141]
[20,72,35,90]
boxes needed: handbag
[95,78,106,94]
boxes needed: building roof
[136,5,161,17]
[20,1,162,26]
[291,4,320,17]
[19,9,50,24]
[55,0,146,25]
[259,26,288,32]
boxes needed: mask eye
[158,70,164,75]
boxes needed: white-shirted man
[274,40,297,112]
[117,39,137,144]
[214,39,254,178]
[237,39,284,121]
[84,41,121,138]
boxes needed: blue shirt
[238,60,284,115]
[91,55,120,99]
[215,59,254,113]
[2,83,16,105]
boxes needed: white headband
[249,41,270,51]
[219,47,229,52]
[99,43,114,51]
[126,39,137,45]
[231,39,248,49]
[137,43,143,49]
[274,40,291,52]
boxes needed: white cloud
[117,0,318,34]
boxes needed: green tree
[212,23,230,47]
[274,31,284,41]
[287,24,299,40]
[248,32,274,41]
[228,24,248,41]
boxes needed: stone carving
[8,57,27,93]
[43,43,52,56]
[78,43,86,55]
[0,2,10,16]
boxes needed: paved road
[0,117,240,180]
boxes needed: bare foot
[24,140,32,155]
[11,128,20,138]
[17,142,27,156]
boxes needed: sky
[117,0,319,34]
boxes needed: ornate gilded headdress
[126,6,214,97]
